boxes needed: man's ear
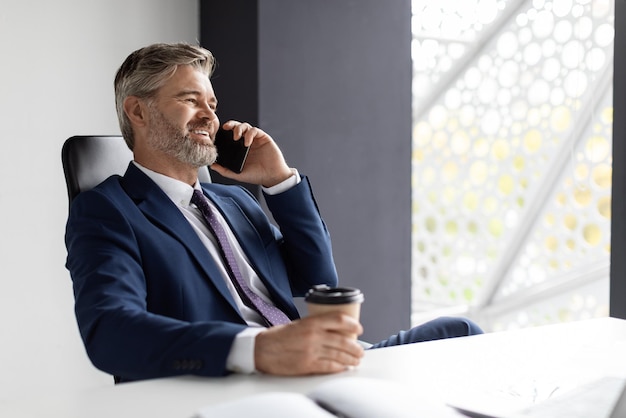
[123,96,149,127]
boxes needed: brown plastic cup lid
[304,284,364,305]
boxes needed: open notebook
[448,376,626,418]
[192,377,458,418]
[508,376,626,418]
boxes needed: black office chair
[61,135,212,205]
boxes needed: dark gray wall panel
[610,0,625,319]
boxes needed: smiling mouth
[191,129,210,137]
[189,129,213,144]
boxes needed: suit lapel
[202,187,299,319]
[120,164,242,317]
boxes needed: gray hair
[114,43,215,149]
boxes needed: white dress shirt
[133,161,300,373]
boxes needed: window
[411,0,614,330]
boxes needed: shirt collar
[132,161,201,208]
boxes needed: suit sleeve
[262,175,339,296]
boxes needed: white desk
[3,317,626,418]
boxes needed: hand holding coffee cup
[304,285,364,339]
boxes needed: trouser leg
[368,316,483,349]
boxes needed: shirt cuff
[262,168,301,195]
[226,327,265,374]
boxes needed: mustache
[187,122,213,131]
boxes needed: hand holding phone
[213,128,250,173]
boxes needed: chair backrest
[61,135,211,204]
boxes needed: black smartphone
[214,128,250,173]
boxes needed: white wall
[0,0,198,400]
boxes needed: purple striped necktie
[191,189,291,326]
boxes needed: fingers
[254,313,365,376]
[302,341,363,375]
[312,311,364,337]
[221,120,263,147]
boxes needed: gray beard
[147,107,217,168]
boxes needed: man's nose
[198,102,216,120]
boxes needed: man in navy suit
[65,43,482,383]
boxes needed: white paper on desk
[445,377,565,418]
[192,392,335,418]
[447,376,626,418]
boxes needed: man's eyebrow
[174,90,218,104]
[174,89,202,97]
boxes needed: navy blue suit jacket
[65,163,338,381]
